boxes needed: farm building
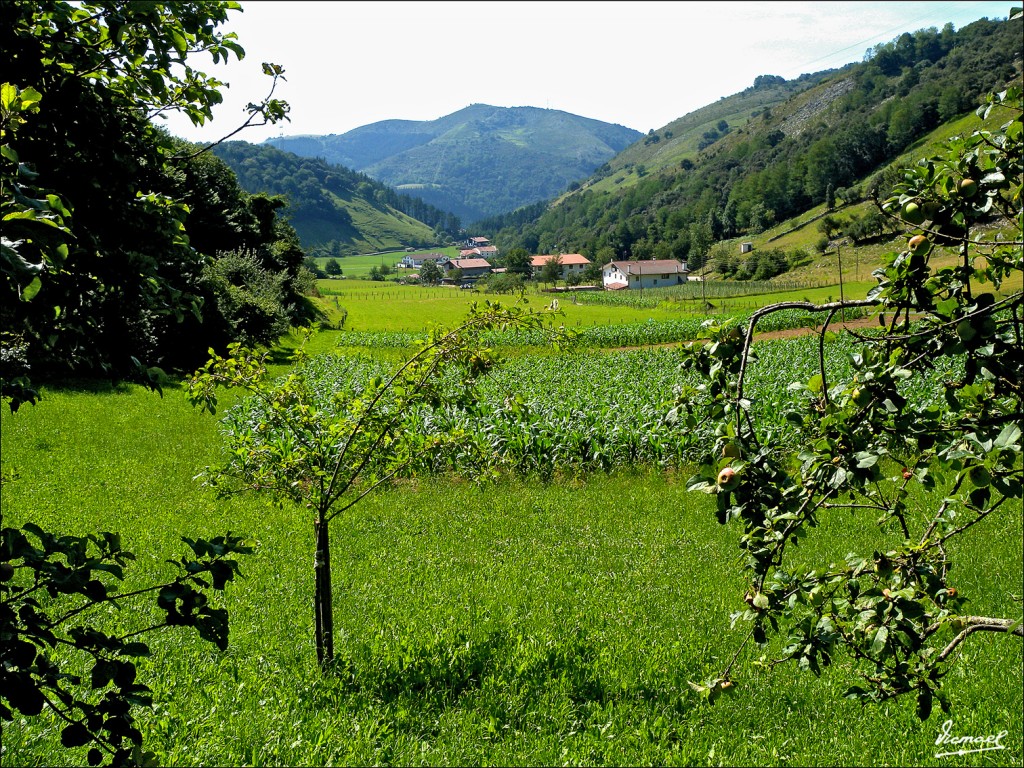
[444,257,492,279]
[529,253,591,280]
[602,259,689,290]
[400,252,450,269]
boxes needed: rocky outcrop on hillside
[781,78,856,137]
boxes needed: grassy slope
[557,72,836,203]
[704,106,1022,290]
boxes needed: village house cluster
[398,236,690,289]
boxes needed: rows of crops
[330,307,867,350]
[226,332,959,480]
[570,279,838,309]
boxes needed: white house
[529,253,591,280]
[400,252,449,269]
[460,245,499,259]
[602,259,689,290]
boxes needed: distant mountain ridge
[265,104,643,223]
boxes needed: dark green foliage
[201,250,292,347]
[0,1,298,388]
[0,521,251,767]
[418,259,443,285]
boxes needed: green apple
[902,201,925,224]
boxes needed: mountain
[265,104,643,223]
[211,141,458,253]
[481,16,1022,270]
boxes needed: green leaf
[21,276,42,301]
[993,422,1021,450]
[869,625,888,655]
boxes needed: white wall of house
[602,261,689,289]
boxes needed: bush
[202,250,291,347]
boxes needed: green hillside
[482,17,1022,275]
[211,142,457,254]
[266,105,643,223]
[583,71,839,197]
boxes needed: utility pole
[835,244,846,322]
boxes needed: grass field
[312,248,460,280]
[2,338,1021,766]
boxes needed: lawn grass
[313,279,717,333]
[2,368,1020,767]
[313,248,461,279]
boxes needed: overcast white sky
[159,1,1013,143]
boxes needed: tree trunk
[313,518,334,667]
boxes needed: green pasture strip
[314,248,460,279]
[574,279,880,312]
[314,280,703,333]
[2,383,1020,767]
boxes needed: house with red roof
[602,259,689,290]
[529,253,591,280]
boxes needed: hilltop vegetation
[267,104,643,223]
[212,141,459,253]
[482,17,1022,272]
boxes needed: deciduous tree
[681,88,1022,716]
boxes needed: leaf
[61,722,92,748]
[916,686,933,720]
[869,625,888,655]
[20,276,42,301]
[993,421,1021,450]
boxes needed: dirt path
[754,314,880,341]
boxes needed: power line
[785,2,996,75]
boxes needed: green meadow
[2,319,1021,766]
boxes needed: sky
[159,1,1014,144]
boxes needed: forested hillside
[482,17,1022,269]
[212,141,458,253]
[266,104,643,223]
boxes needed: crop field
[3,323,1020,767]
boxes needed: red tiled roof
[449,258,491,269]
[530,253,590,267]
[606,281,628,290]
